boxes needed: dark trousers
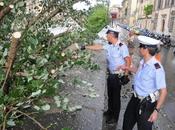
[107,74,122,121]
[123,95,156,130]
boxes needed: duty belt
[133,91,159,115]
[110,70,124,76]
[133,92,151,102]
[133,90,159,103]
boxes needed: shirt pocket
[141,75,150,81]
[140,71,153,81]
[110,50,120,58]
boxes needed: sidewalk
[9,51,107,130]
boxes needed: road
[161,47,175,125]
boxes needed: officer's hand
[118,65,137,73]
[117,65,128,71]
[80,45,86,50]
[148,111,158,122]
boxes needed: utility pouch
[119,75,130,85]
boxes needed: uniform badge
[154,63,161,69]
[119,43,123,47]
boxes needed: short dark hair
[139,43,158,56]
[106,30,119,38]
[147,47,158,56]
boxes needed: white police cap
[137,35,161,46]
[106,26,120,34]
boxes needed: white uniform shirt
[134,57,166,97]
[103,41,129,74]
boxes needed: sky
[73,0,123,11]
[110,0,123,6]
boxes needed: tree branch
[16,110,47,130]
[0,0,19,21]
[2,32,21,94]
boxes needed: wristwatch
[154,107,160,113]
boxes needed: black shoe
[103,110,111,116]
[106,118,117,124]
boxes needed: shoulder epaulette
[119,43,123,47]
[108,42,112,45]
[154,63,161,69]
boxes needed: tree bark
[2,32,21,94]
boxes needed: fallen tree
[0,0,108,129]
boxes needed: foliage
[61,128,72,130]
[85,5,108,34]
[0,0,106,129]
[144,4,153,17]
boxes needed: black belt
[108,73,121,78]
[134,93,151,102]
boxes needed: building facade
[129,0,138,26]
[117,0,175,37]
[119,0,129,24]
[118,0,137,26]
[153,0,175,35]
[136,0,155,29]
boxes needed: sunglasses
[139,44,147,49]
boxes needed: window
[158,0,162,9]
[153,14,158,30]
[169,12,175,32]
[153,18,158,30]
[161,19,165,32]
[171,0,175,5]
[165,0,170,7]
[169,17,174,32]
[125,8,128,16]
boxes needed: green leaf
[88,88,95,92]
[58,79,65,84]
[23,104,31,109]
[41,104,51,111]
[74,105,82,110]
[55,100,61,108]
[17,1,25,7]
[62,97,69,110]
[30,37,38,45]
[3,48,8,57]
[30,90,42,97]
[61,128,72,130]
[144,4,153,16]
[63,97,69,103]
[11,8,16,13]
[54,96,61,107]
[89,93,100,98]
[27,76,33,82]
[37,70,49,80]
[37,57,48,67]
[33,105,40,111]
[7,119,16,126]
[53,83,59,88]
[16,102,24,107]
[0,89,3,97]
[81,80,87,84]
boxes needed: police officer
[121,36,167,130]
[81,27,131,124]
